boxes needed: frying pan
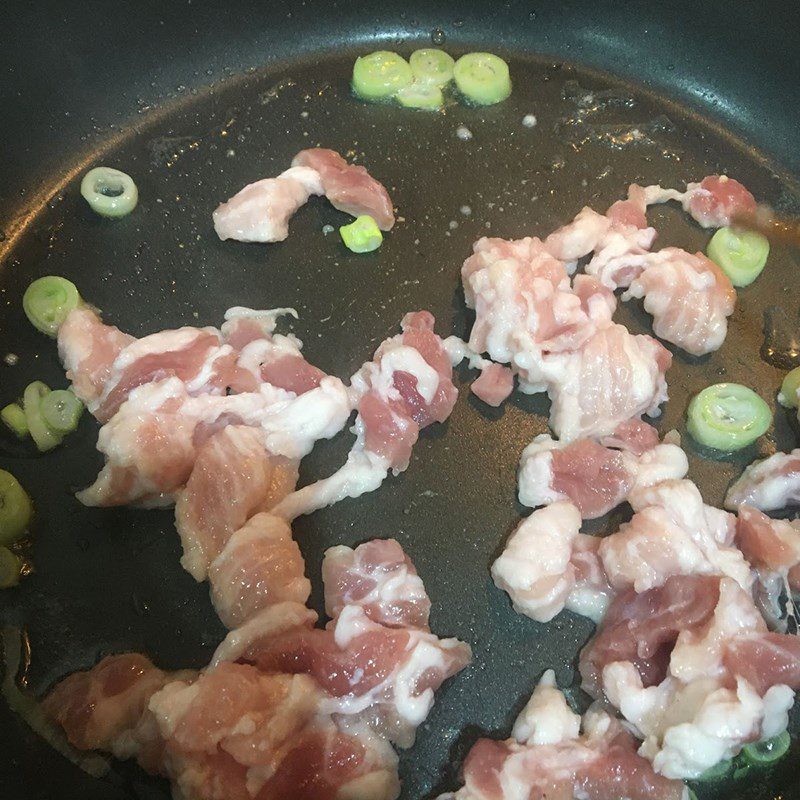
[1,1,799,798]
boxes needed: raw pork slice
[725,449,800,512]
[292,147,395,230]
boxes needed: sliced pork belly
[461,235,568,308]
[517,431,687,519]
[42,654,193,755]
[441,686,687,800]
[176,425,295,581]
[736,505,800,593]
[322,538,431,630]
[682,175,757,229]
[273,311,457,521]
[470,362,514,406]
[599,480,750,594]
[724,449,800,512]
[622,248,735,356]
[93,327,237,422]
[579,574,722,697]
[57,306,135,407]
[238,606,470,747]
[640,175,757,229]
[604,666,793,779]
[542,323,671,441]
[79,375,348,508]
[491,502,582,623]
[599,418,661,455]
[213,165,324,243]
[149,663,400,800]
[292,147,395,230]
[209,513,310,629]
[723,633,800,694]
[543,206,613,262]
[511,669,581,746]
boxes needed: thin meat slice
[682,175,757,229]
[42,654,189,754]
[723,633,800,695]
[94,327,233,422]
[622,248,736,356]
[212,165,324,242]
[579,574,721,698]
[471,363,514,407]
[640,175,757,229]
[543,207,613,262]
[272,311,457,521]
[736,505,800,592]
[518,436,633,519]
[292,148,395,230]
[724,449,800,512]
[599,419,661,455]
[78,375,347,508]
[176,425,292,581]
[209,513,310,629]
[442,699,687,800]
[149,663,400,800]
[491,502,582,623]
[542,323,671,442]
[461,235,568,308]
[57,306,135,407]
[241,606,471,747]
[322,538,431,630]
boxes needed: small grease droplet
[431,27,446,45]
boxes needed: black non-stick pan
[1,1,799,798]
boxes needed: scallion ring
[80,166,138,218]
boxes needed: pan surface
[1,2,800,799]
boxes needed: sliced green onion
[0,547,21,589]
[696,758,732,781]
[22,276,81,337]
[741,731,791,766]
[778,367,800,408]
[340,215,383,253]
[23,382,62,453]
[409,48,455,86]
[80,166,138,218]
[707,227,769,288]
[1,404,29,439]
[0,470,32,547]
[40,390,84,435]
[453,52,512,105]
[687,383,772,452]
[352,51,413,101]
[396,81,444,110]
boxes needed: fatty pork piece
[640,174,757,229]
[213,147,394,243]
[439,671,688,800]
[213,540,470,748]
[490,502,614,624]
[725,449,800,512]
[78,373,349,508]
[595,576,798,778]
[517,424,687,519]
[209,513,311,630]
[735,505,800,593]
[272,311,458,521]
[176,425,299,581]
[620,248,736,357]
[322,538,431,630]
[45,655,401,800]
[540,322,671,441]
[600,479,751,594]
[57,305,325,421]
